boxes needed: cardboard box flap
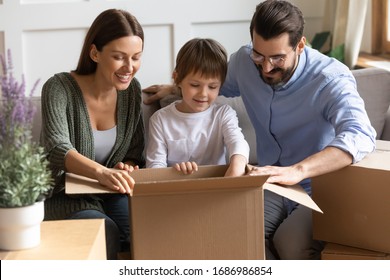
[66,165,269,196]
[375,139,390,152]
[66,173,110,194]
[130,174,269,196]
[66,165,321,212]
[129,165,269,196]
[353,150,390,170]
[263,183,322,213]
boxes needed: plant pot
[0,201,44,250]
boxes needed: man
[143,0,376,259]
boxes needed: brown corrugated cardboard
[66,164,321,260]
[321,242,390,260]
[312,140,390,254]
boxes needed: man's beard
[256,57,297,87]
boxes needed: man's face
[251,32,303,87]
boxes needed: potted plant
[0,50,53,250]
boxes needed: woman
[40,9,145,259]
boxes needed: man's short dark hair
[250,0,305,48]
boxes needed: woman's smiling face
[92,35,143,90]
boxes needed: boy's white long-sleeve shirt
[146,101,250,168]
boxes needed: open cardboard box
[66,164,321,260]
[312,140,390,254]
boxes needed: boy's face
[175,71,221,113]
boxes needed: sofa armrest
[215,96,257,165]
[381,108,390,141]
[352,68,390,139]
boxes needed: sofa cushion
[215,96,257,164]
[352,68,390,138]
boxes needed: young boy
[146,38,249,177]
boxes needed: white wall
[0,0,329,96]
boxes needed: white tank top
[93,126,117,164]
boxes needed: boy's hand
[225,154,247,177]
[174,161,198,174]
[115,162,139,173]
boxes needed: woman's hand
[95,167,135,194]
[174,161,198,175]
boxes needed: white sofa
[32,67,390,164]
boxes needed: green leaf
[310,31,331,51]
[327,44,345,63]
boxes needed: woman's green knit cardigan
[41,72,145,220]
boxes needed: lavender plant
[0,50,53,208]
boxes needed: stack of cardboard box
[312,140,390,260]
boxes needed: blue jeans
[67,194,130,260]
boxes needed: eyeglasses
[250,47,296,67]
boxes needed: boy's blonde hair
[174,38,228,85]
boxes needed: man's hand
[142,84,175,105]
[247,165,304,186]
[247,147,353,185]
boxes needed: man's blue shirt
[221,45,376,170]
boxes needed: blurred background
[0,0,376,95]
